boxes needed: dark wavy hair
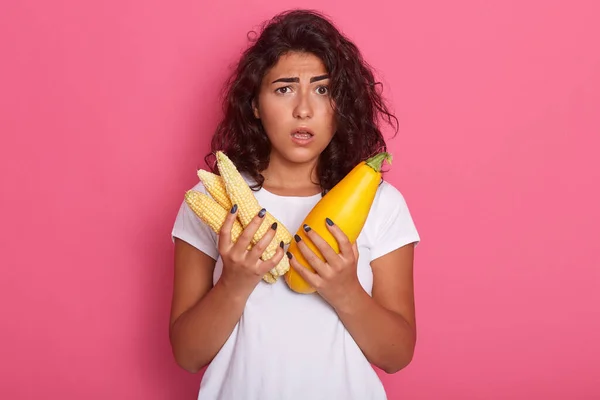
[204,9,398,194]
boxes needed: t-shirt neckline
[240,172,323,202]
[259,186,323,201]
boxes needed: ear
[252,98,260,119]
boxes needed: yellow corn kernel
[197,169,232,210]
[184,190,244,243]
[216,152,264,225]
[198,169,292,248]
[215,151,292,277]
[263,271,277,284]
[184,190,286,282]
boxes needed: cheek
[258,99,287,129]
[320,103,337,134]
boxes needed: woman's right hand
[217,204,284,296]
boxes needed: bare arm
[169,239,248,373]
[333,244,417,374]
[169,207,285,373]
[288,222,417,374]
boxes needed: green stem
[365,152,393,172]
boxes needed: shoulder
[171,179,221,259]
[371,179,411,216]
[187,179,210,194]
[174,179,210,225]
[190,180,209,194]
[361,179,420,254]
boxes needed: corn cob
[184,190,278,283]
[215,152,269,226]
[198,169,292,259]
[185,189,244,243]
[196,169,292,277]
[214,151,292,277]
[197,169,232,210]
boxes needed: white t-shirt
[171,175,420,400]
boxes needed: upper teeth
[294,131,311,137]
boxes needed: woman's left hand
[287,218,363,309]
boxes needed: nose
[293,90,313,119]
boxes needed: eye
[316,86,329,95]
[275,86,292,94]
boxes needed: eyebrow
[271,74,329,84]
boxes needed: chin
[281,148,322,164]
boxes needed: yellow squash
[284,152,393,294]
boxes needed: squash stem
[365,152,393,172]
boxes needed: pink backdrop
[1,0,599,399]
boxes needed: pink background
[1,0,599,399]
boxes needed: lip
[290,127,315,146]
[292,127,314,136]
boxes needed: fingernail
[303,224,311,232]
[280,241,284,248]
[294,234,301,242]
[258,208,266,218]
[286,251,292,259]
[230,204,238,213]
[325,217,334,226]
[271,222,278,230]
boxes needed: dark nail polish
[280,241,284,248]
[271,222,278,230]
[286,251,292,259]
[230,204,238,213]
[294,234,301,242]
[258,208,266,218]
[303,224,311,232]
[326,217,334,226]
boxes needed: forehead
[265,52,328,79]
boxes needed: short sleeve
[368,181,421,261]
[171,181,219,260]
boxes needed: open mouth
[291,128,314,140]
[292,131,313,139]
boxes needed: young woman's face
[253,52,336,165]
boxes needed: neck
[260,151,321,196]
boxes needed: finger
[258,241,285,275]
[301,223,339,265]
[324,217,354,259]
[218,203,239,250]
[233,207,267,252]
[249,221,279,260]
[292,233,329,276]
[287,251,322,289]
[352,242,359,260]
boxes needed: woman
[170,9,420,400]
